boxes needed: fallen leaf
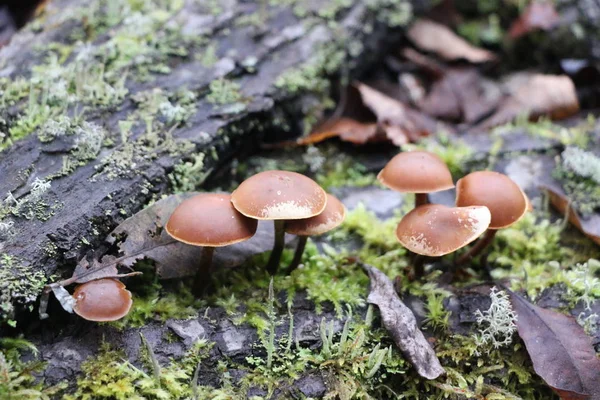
[400,48,445,78]
[474,74,579,130]
[542,183,600,246]
[509,1,561,39]
[40,192,290,318]
[407,19,497,63]
[296,118,385,145]
[106,192,290,279]
[355,82,443,141]
[362,263,445,380]
[418,67,501,123]
[509,290,600,399]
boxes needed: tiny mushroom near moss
[166,193,258,294]
[231,170,327,275]
[284,193,346,273]
[455,171,529,265]
[378,151,454,207]
[73,279,133,322]
[396,204,491,257]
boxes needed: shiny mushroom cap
[396,204,491,256]
[455,171,528,229]
[166,193,258,247]
[285,194,346,236]
[377,151,454,193]
[73,279,133,322]
[231,170,327,220]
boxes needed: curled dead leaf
[362,263,445,380]
[296,118,385,146]
[509,1,561,40]
[509,290,600,399]
[354,82,444,141]
[407,19,497,63]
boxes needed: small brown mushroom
[73,279,133,322]
[231,170,327,275]
[166,193,258,294]
[378,151,454,207]
[396,204,491,257]
[455,171,529,265]
[284,194,346,273]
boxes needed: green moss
[111,262,202,329]
[492,115,594,149]
[0,338,66,398]
[206,79,243,105]
[316,159,378,191]
[197,44,218,67]
[64,340,214,400]
[0,254,47,327]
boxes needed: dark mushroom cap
[455,171,528,229]
[377,151,454,193]
[285,194,346,236]
[73,279,133,322]
[166,193,258,247]
[231,170,327,220]
[396,204,491,256]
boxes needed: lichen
[553,146,600,216]
[474,287,518,350]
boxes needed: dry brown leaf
[354,82,442,141]
[401,48,445,78]
[296,118,384,145]
[475,74,579,130]
[363,263,445,380]
[509,290,600,399]
[509,1,561,39]
[419,68,501,123]
[407,19,497,63]
[542,183,600,245]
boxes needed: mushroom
[73,278,133,322]
[284,193,346,273]
[396,204,492,257]
[378,151,454,207]
[166,193,258,294]
[454,171,529,265]
[231,170,327,275]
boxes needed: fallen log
[0,0,428,327]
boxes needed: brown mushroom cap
[455,171,528,229]
[377,151,454,193]
[73,279,133,322]
[231,170,327,220]
[396,204,491,256]
[166,193,258,247]
[285,194,346,236]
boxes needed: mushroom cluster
[378,150,529,277]
[165,170,346,294]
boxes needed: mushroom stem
[413,254,425,278]
[414,193,429,207]
[266,220,286,275]
[286,236,308,274]
[455,230,497,266]
[192,246,215,295]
